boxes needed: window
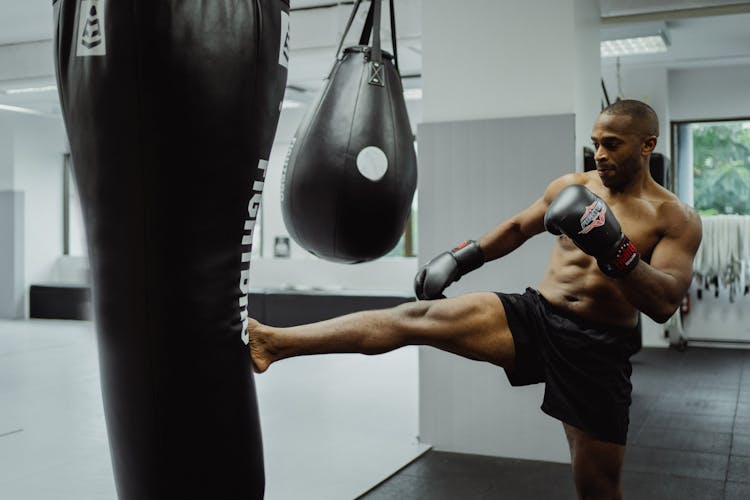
[674,119,750,215]
[385,192,418,258]
[63,153,87,257]
[384,140,419,258]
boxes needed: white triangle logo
[76,0,107,57]
[278,11,290,68]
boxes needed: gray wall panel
[417,115,575,462]
[0,191,24,319]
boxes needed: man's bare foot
[248,318,276,374]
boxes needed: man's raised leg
[249,292,516,373]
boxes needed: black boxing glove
[414,240,485,300]
[544,184,640,278]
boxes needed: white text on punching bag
[239,160,267,344]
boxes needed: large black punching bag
[53,1,289,498]
[281,0,417,263]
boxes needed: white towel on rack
[693,215,750,299]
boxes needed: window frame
[670,115,750,212]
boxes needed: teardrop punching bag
[53,1,289,498]
[281,0,417,263]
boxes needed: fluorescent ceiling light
[403,88,422,101]
[600,22,670,58]
[0,104,53,116]
[4,85,58,95]
[601,35,669,57]
[281,99,303,109]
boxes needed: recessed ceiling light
[4,85,58,95]
[601,34,669,57]
[0,104,53,116]
[403,88,422,101]
[600,22,670,58]
[281,99,303,109]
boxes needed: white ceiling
[599,0,750,17]
[0,0,749,115]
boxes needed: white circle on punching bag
[356,146,389,182]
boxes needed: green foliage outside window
[692,121,750,215]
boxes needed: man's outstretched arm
[478,173,580,261]
[415,173,580,299]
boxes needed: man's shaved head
[600,99,659,138]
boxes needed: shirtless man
[249,100,702,500]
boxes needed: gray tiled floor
[0,319,427,500]
[0,320,116,499]
[362,347,750,500]
[4,319,750,499]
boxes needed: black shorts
[497,288,639,445]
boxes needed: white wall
[422,0,590,123]
[12,114,67,288]
[419,0,600,168]
[601,63,671,156]
[248,257,417,292]
[0,111,67,316]
[0,191,24,319]
[683,280,750,343]
[0,120,22,318]
[574,0,604,170]
[0,40,54,83]
[669,64,750,122]
[0,121,12,189]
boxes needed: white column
[422,0,600,167]
[417,0,601,463]
[0,119,13,190]
[0,118,24,319]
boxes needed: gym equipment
[281,0,417,263]
[53,0,289,498]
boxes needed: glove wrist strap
[598,235,639,278]
[451,240,485,275]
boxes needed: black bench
[29,285,413,324]
[29,284,92,320]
